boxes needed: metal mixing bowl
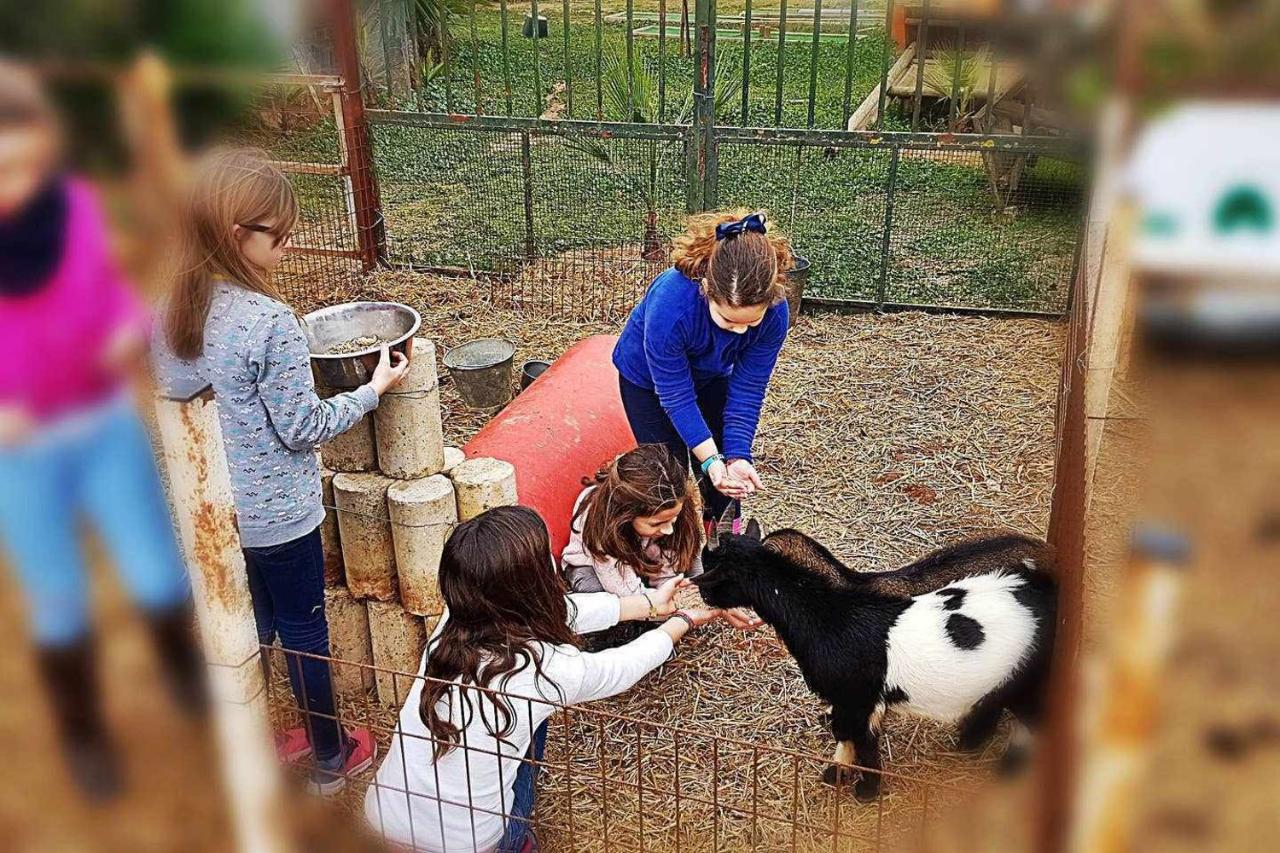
[302,301,422,390]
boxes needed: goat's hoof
[854,777,882,802]
[820,764,857,789]
[998,743,1030,777]
[956,723,999,753]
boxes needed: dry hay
[494,245,668,322]
[268,270,1065,849]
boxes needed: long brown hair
[419,506,578,758]
[672,208,794,307]
[164,147,297,359]
[574,444,702,579]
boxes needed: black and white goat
[694,522,1057,800]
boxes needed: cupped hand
[725,459,763,495]
[707,459,750,499]
[722,607,765,631]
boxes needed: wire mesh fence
[360,112,1083,317]
[264,644,998,853]
[231,76,372,312]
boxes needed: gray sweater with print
[155,282,378,548]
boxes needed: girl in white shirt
[365,505,720,853]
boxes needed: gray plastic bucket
[443,339,517,409]
[785,256,810,327]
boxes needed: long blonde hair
[671,208,794,307]
[165,147,298,359]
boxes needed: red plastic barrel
[462,335,636,560]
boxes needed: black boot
[144,602,209,719]
[35,639,123,802]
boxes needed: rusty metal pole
[330,0,388,271]
[154,383,292,853]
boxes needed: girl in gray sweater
[156,148,409,794]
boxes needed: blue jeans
[0,400,190,647]
[617,374,737,520]
[499,720,549,853]
[243,527,344,762]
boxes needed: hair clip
[715,211,767,241]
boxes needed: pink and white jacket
[561,485,701,595]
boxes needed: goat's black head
[692,518,764,609]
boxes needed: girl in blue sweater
[613,208,792,540]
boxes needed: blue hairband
[715,212,767,241]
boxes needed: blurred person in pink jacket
[0,60,202,801]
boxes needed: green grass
[374,13,901,130]
[256,13,1084,313]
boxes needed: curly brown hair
[419,506,578,758]
[574,445,703,580]
[671,208,794,308]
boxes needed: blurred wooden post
[1039,242,1090,853]
[1069,527,1189,853]
[114,51,188,292]
[154,382,292,853]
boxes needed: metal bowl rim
[303,301,422,360]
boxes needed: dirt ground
[0,283,1066,852]
[14,279,1274,852]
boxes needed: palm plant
[922,46,990,131]
[556,47,741,258]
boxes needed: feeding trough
[302,301,421,390]
[443,338,517,410]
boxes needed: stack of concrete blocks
[319,337,518,708]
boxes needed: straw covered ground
[274,271,1065,851]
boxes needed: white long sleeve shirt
[364,592,674,852]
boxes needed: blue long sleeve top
[612,267,788,461]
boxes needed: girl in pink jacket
[0,61,200,801]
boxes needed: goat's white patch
[833,741,854,765]
[883,572,1037,723]
[869,702,887,733]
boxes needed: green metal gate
[359,0,1087,317]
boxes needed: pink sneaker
[276,727,313,764]
[309,727,377,796]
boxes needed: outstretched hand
[675,607,723,628]
[647,574,693,618]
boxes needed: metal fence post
[687,0,717,212]
[875,146,901,307]
[521,131,537,259]
[331,0,388,271]
[154,383,292,853]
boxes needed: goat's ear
[745,519,763,541]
